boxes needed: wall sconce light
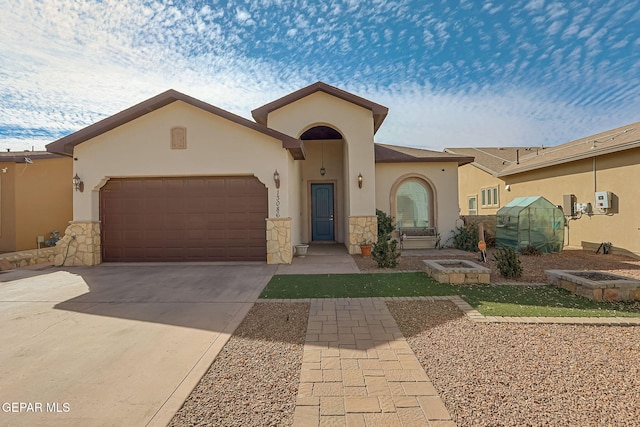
[320,141,326,176]
[72,173,84,192]
[357,173,363,189]
[273,170,280,189]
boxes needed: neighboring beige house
[0,152,73,253]
[446,121,640,258]
[46,82,472,265]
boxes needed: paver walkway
[293,298,455,427]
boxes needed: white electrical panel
[575,202,591,214]
[595,191,612,209]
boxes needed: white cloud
[524,0,545,11]
[0,0,638,154]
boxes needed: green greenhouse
[495,196,564,253]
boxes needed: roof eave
[46,90,182,155]
[498,140,640,177]
[251,82,389,133]
[46,89,306,159]
[470,162,501,176]
[375,156,474,165]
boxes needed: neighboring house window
[481,186,499,207]
[468,196,477,215]
[395,179,433,228]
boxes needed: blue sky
[1,0,638,151]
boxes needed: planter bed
[423,259,491,284]
[546,269,640,302]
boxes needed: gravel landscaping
[387,300,640,426]
[355,247,640,283]
[168,249,640,426]
[170,303,308,427]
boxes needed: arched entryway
[300,125,346,243]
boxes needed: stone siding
[0,247,59,269]
[266,218,292,264]
[348,216,378,254]
[55,221,102,266]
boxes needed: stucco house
[0,151,72,253]
[446,121,640,258]
[46,82,472,265]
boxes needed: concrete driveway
[0,263,275,427]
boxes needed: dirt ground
[353,247,640,283]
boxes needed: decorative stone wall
[423,259,491,284]
[266,218,292,264]
[54,221,102,266]
[546,269,640,302]
[0,247,59,269]
[348,216,378,254]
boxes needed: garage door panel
[101,176,267,262]
[122,233,144,246]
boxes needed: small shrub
[372,238,400,268]
[372,209,400,268]
[452,223,479,252]
[376,209,394,237]
[519,244,541,256]
[494,247,523,279]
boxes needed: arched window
[395,179,433,228]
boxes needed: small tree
[452,223,479,252]
[372,209,400,268]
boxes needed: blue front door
[312,184,335,241]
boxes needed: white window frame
[480,186,499,208]
[467,195,477,215]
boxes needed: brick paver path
[293,298,455,427]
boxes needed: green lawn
[260,272,457,299]
[260,273,640,317]
[458,284,640,317]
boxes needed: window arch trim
[389,174,437,230]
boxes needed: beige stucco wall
[265,91,377,219]
[288,155,302,247]
[503,149,640,256]
[458,149,640,257]
[73,101,292,223]
[0,163,16,252]
[375,162,461,244]
[0,158,72,252]
[457,163,505,215]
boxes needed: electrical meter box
[595,191,612,209]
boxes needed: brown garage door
[100,176,267,262]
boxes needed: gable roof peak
[251,82,389,133]
[46,89,305,159]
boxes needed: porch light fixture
[273,170,280,189]
[320,141,326,176]
[357,173,363,189]
[72,173,84,192]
